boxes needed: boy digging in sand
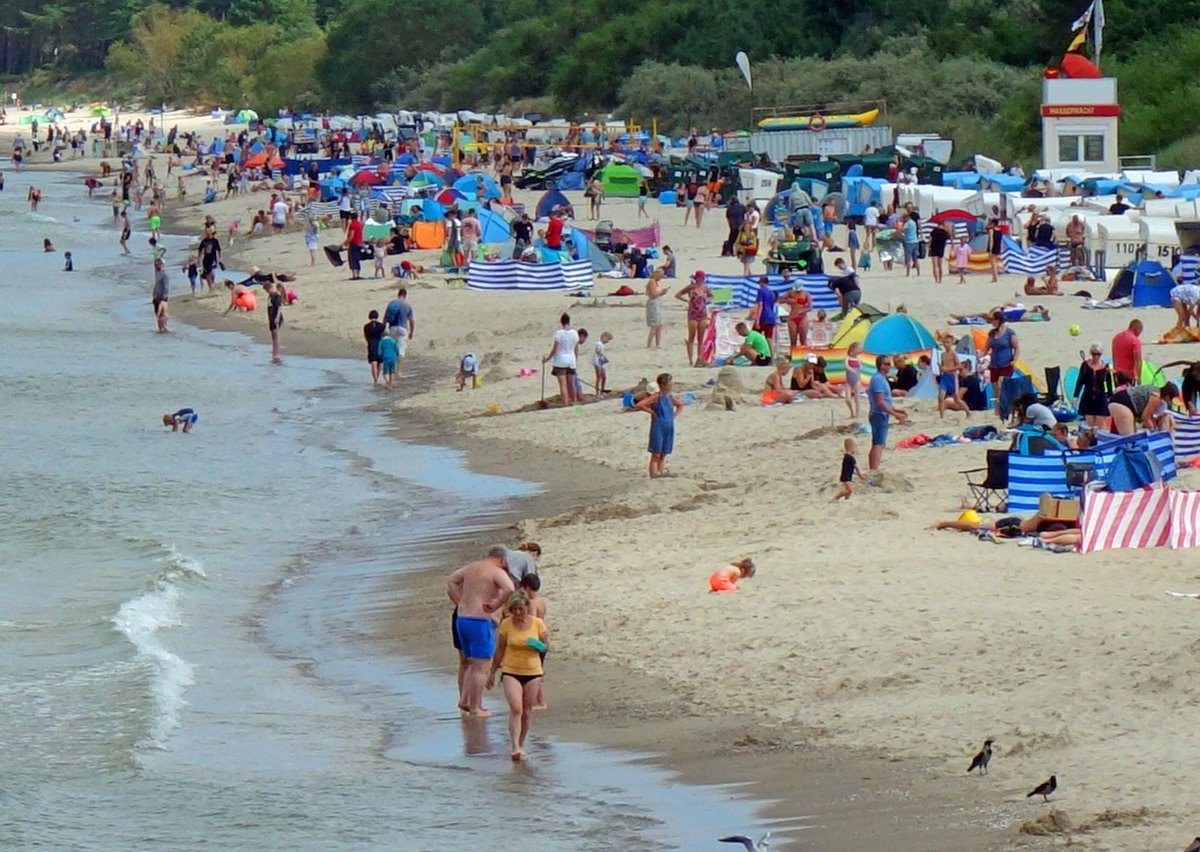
[633,372,683,478]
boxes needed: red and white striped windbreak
[1078,487,1171,554]
[1168,490,1200,549]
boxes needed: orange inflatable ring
[809,113,827,132]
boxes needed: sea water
[0,169,777,849]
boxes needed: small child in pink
[952,235,971,284]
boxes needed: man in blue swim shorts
[447,546,514,716]
[162,408,198,433]
[867,356,908,470]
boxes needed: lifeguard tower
[1041,76,1120,173]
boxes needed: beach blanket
[702,273,840,313]
[1079,486,1200,552]
[466,259,592,292]
[1006,431,1176,514]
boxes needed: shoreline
[27,112,1200,849]
[171,294,1035,850]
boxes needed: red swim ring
[809,113,827,132]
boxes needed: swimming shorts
[753,355,771,367]
[709,572,738,592]
[991,364,1015,380]
[454,616,495,660]
[551,365,575,377]
[382,357,397,375]
[648,421,675,455]
[937,373,957,395]
[869,411,889,447]
[451,608,461,651]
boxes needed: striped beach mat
[702,273,840,313]
[1079,486,1172,553]
[466,259,592,291]
[1006,431,1176,514]
[1173,414,1200,461]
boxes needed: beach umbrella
[351,170,382,186]
[91,105,110,116]
[436,187,465,205]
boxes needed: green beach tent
[598,163,641,197]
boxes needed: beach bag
[1104,444,1161,492]
[963,424,998,441]
[918,241,927,259]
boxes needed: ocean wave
[110,545,205,749]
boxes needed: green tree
[320,0,485,112]
[106,4,212,103]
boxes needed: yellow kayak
[756,109,880,131]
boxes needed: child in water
[632,372,683,478]
[709,558,755,592]
[62,252,73,272]
[162,408,198,433]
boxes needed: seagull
[1183,838,1200,852]
[967,738,994,775]
[1027,774,1057,802]
[718,831,770,851]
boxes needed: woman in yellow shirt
[485,591,548,760]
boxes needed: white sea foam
[111,546,205,749]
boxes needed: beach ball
[1069,324,1081,336]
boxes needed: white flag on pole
[734,51,752,91]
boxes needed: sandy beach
[13,109,1200,848]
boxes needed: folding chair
[1041,365,1061,406]
[961,449,1010,512]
